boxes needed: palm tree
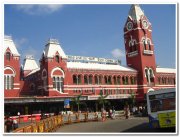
[72,93,82,112]
[97,91,109,110]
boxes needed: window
[53,76,64,92]
[4,75,14,90]
[99,75,102,84]
[130,77,135,85]
[55,55,59,63]
[104,76,108,84]
[113,76,117,85]
[73,75,77,84]
[133,44,137,51]
[84,75,88,84]
[145,69,149,82]
[95,75,98,84]
[108,76,112,85]
[89,75,93,84]
[117,76,121,85]
[143,39,146,50]
[6,52,11,61]
[147,40,151,50]
[78,75,81,84]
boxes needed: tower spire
[128,4,144,22]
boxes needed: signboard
[88,94,131,100]
[67,55,118,64]
[158,112,175,128]
[64,99,70,108]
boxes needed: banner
[64,99,70,108]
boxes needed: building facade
[4,5,176,115]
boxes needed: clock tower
[124,4,157,100]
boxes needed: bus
[146,88,175,128]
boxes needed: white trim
[14,83,20,85]
[42,68,47,79]
[51,67,65,78]
[4,66,16,76]
[13,88,20,89]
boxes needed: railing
[12,112,99,133]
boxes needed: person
[109,109,112,119]
[5,116,13,132]
[112,109,116,119]
[13,119,18,130]
[124,105,130,119]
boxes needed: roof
[4,35,20,56]
[128,4,144,22]
[67,62,137,72]
[44,39,67,59]
[156,67,176,74]
[26,68,40,76]
[23,55,39,71]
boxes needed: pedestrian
[112,109,116,119]
[13,118,18,130]
[5,116,13,132]
[124,105,130,119]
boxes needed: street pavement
[55,116,176,133]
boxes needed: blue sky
[4,4,176,68]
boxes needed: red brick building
[4,5,175,115]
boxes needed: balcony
[143,50,153,55]
[128,50,138,57]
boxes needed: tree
[97,91,109,110]
[72,93,82,112]
[128,91,136,107]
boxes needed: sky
[4,4,176,68]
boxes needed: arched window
[130,77,134,85]
[73,75,77,84]
[143,39,146,50]
[104,76,108,84]
[108,76,112,85]
[99,75,102,84]
[6,52,11,61]
[129,43,133,52]
[145,69,149,82]
[117,76,121,85]
[147,40,151,50]
[84,75,88,84]
[95,75,98,85]
[89,75,93,84]
[53,76,64,92]
[113,76,117,85]
[122,76,125,85]
[78,75,81,84]
[133,42,137,51]
[126,76,129,85]
[55,55,59,63]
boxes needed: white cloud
[15,4,63,15]
[14,38,28,48]
[111,48,125,58]
[23,47,39,61]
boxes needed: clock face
[142,20,148,28]
[127,22,133,30]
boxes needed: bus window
[150,98,175,113]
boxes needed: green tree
[128,91,136,107]
[97,91,109,110]
[72,93,82,112]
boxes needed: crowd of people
[4,116,18,132]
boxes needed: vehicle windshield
[149,92,175,113]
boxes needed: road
[55,116,175,133]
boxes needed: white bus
[146,88,175,128]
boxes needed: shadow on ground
[122,122,176,133]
